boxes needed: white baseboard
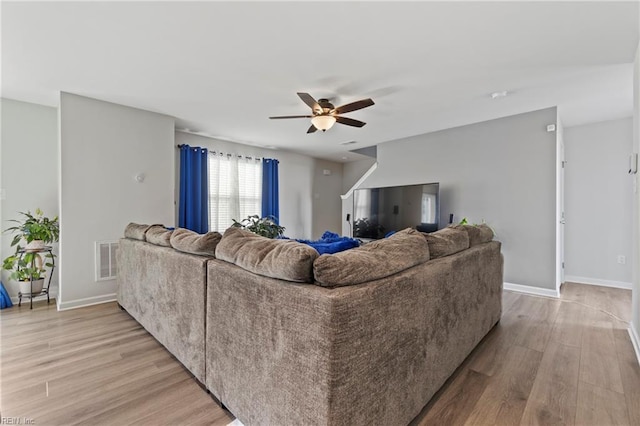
[57,293,117,311]
[10,286,58,304]
[503,282,560,298]
[629,323,640,367]
[564,275,632,290]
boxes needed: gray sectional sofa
[117,223,503,426]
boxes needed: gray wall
[564,118,633,286]
[1,98,59,298]
[175,132,343,240]
[59,93,175,309]
[343,108,559,290]
[311,159,343,239]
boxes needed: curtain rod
[210,151,263,161]
[176,145,276,162]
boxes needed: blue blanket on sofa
[295,231,360,255]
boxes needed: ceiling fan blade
[333,98,375,115]
[335,116,366,128]
[297,92,322,113]
[269,115,313,119]
[307,124,318,134]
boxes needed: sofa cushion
[124,223,152,241]
[422,227,469,258]
[170,228,222,257]
[146,225,173,247]
[215,227,319,283]
[313,228,430,288]
[450,224,494,247]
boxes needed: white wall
[175,132,343,239]
[342,108,559,290]
[1,98,59,299]
[59,93,175,309]
[564,118,633,287]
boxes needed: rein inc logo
[1,417,35,425]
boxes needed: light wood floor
[412,282,640,426]
[1,283,638,426]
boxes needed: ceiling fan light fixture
[311,115,336,131]
[270,93,373,133]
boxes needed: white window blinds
[209,153,262,233]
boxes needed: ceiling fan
[269,92,375,133]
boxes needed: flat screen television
[353,183,440,239]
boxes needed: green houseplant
[232,215,285,239]
[353,218,385,239]
[5,208,59,250]
[2,209,59,294]
[3,252,49,281]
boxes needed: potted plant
[3,208,58,295]
[4,208,59,251]
[353,218,385,239]
[232,215,285,239]
[2,253,51,295]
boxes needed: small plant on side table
[5,208,59,250]
[232,215,285,239]
[2,252,53,293]
[2,209,59,296]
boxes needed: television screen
[353,183,440,239]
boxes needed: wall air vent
[95,241,118,281]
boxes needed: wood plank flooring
[0,301,233,426]
[1,282,638,426]
[413,282,639,426]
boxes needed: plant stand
[17,246,55,310]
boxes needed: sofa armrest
[117,238,209,383]
[206,259,334,424]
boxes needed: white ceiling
[2,1,638,162]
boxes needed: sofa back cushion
[422,227,470,258]
[215,227,319,283]
[170,228,222,257]
[313,228,430,288]
[146,225,173,247]
[124,223,152,241]
[450,224,494,247]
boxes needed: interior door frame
[556,121,566,294]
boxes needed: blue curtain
[262,158,280,223]
[179,145,209,233]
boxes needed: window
[353,189,371,221]
[209,154,262,232]
[421,193,436,224]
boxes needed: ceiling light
[490,91,508,99]
[311,115,337,131]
